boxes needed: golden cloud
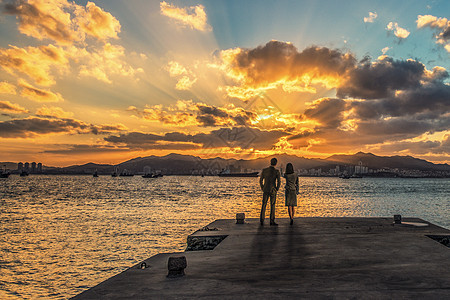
[4,0,121,44]
[386,22,410,39]
[129,100,261,128]
[166,61,197,90]
[175,76,197,90]
[417,15,450,52]
[76,1,121,40]
[160,1,211,32]
[0,81,17,94]
[214,41,356,100]
[364,12,377,23]
[19,79,64,102]
[1,1,139,87]
[77,43,143,84]
[0,100,29,114]
[36,105,74,118]
[0,44,68,86]
[167,61,188,76]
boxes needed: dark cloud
[196,104,257,126]
[303,98,347,128]
[376,139,449,155]
[337,57,426,99]
[43,144,130,154]
[351,82,450,119]
[130,102,258,127]
[356,118,436,136]
[443,27,450,40]
[0,117,124,138]
[104,127,289,151]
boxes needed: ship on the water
[218,169,259,177]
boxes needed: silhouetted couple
[259,158,299,226]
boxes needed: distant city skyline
[0,0,449,166]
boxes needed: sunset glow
[0,0,449,166]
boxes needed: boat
[142,173,163,178]
[111,167,118,177]
[339,174,351,179]
[1,165,10,178]
[93,170,98,177]
[218,170,259,177]
[20,170,29,177]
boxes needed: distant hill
[6,152,449,175]
[62,162,115,174]
[326,152,450,171]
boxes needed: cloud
[0,100,29,114]
[76,43,143,84]
[76,1,121,41]
[36,105,73,118]
[337,56,426,99]
[160,1,211,32]
[104,127,289,151]
[19,79,64,102]
[215,40,356,100]
[129,100,259,127]
[0,116,126,138]
[0,44,69,86]
[376,136,450,155]
[2,0,121,44]
[303,98,347,129]
[364,12,377,23]
[0,42,142,86]
[417,15,450,52]
[386,22,410,39]
[43,144,130,154]
[166,61,197,90]
[0,81,17,94]
[381,47,390,54]
[1,1,139,86]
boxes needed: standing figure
[259,158,281,226]
[284,163,299,225]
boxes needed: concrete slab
[72,217,450,299]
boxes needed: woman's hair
[285,163,294,174]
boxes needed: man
[259,157,281,226]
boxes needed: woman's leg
[288,206,293,219]
[292,206,295,218]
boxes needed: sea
[1,175,449,299]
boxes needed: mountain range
[3,152,448,175]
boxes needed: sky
[0,0,449,166]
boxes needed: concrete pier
[73,217,450,299]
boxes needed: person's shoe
[290,219,293,225]
[270,222,278,226]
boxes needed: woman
[284,163,299,225]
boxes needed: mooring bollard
[236,213,245,224]
[394,215,402,224]
[167,256,187,277]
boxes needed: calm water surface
[1,175,449,299]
